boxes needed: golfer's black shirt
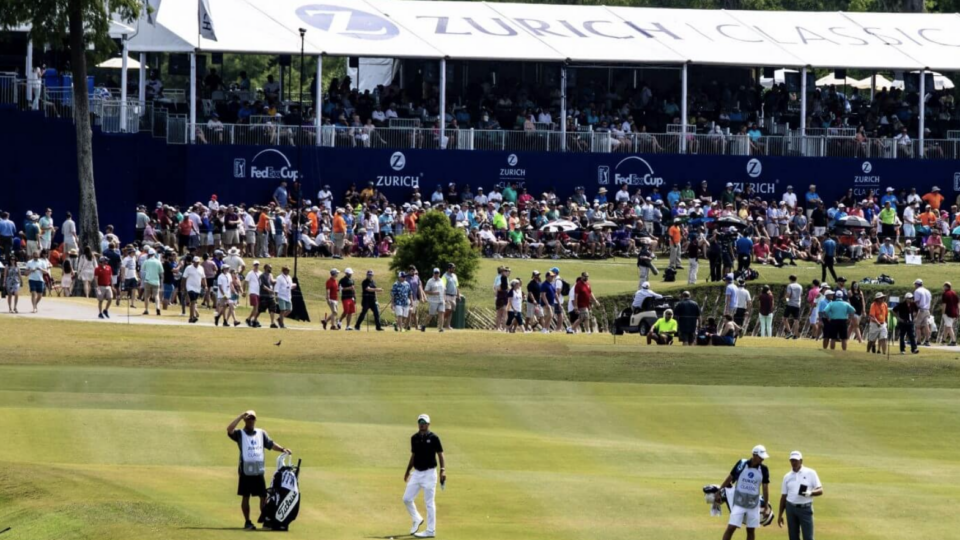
[411,431,443,471]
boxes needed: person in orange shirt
[404,210,419,235]
[667,219,682,268]
[256,210,270,259]
[921,187,944,211]
[307,208,319,236]
[866,292,889,354]
[918,205,939,229]
[332,208,347,259]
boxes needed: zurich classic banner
[186,144,960,215]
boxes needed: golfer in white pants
[403,414,446,538]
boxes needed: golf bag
[662,266,677,283]
[702,485,773,526]
[735,268,760,282]
[260,454,301,531]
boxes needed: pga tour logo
[746,158,762,178]
[234,149,299,180]
[297,4,399,40]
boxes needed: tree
[2,0,139,252]
[390,212,481,286]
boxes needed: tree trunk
[902,0,924,12]
[68,0,100,253]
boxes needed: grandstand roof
[127,0,960,70]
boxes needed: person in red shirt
[941,282,959,346]
[322,268,340,330]
[94,256,114,319]
[569,272,600,333]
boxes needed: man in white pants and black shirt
[717,445,770,540]
[403,414,446,538]
[778,451,822,540]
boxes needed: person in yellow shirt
[647,309,678,345]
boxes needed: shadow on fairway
[178,527,250,531]
[366,535,417,539]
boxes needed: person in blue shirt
[666,185,681,209]
[822,292,856,351]
[272,181,288,208]
[539,273,558,333]
[804,185,822,217]
[821,233,838,282]
[880,188,898,211]
[0,211,16,259]
[735,234,754,273]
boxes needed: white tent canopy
[96,56,142,70]
[851,74,901,90]
[125,0,960,70]
[816,72,858,87]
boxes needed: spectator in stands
[263,75,280,104]
[146,70,163,100]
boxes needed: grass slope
[0,320,959,540]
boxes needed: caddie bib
[733,460,761,509]
[241,429,266,476]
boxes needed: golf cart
[613,295,676,335]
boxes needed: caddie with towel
[403,414,446,538]
[778,451,823,540]
[226,410,291,530]
[716,445,771,540]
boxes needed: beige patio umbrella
[815,72,858,87]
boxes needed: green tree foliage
[390,212,481,286]
[1,0,140,252]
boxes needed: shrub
[390,211,480,286]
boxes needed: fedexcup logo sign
[599,157,664,187]
[746,158,762,178]
[297,5,399,40]
[234,149,299,180]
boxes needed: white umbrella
[96,56,142,70]
[539,219,578,232]
[908,71,955,90]
[816,72,858,87]
[851,74,901,91]
[760,68,797,89]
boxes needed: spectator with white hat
[403,413,445,538]
[777,450,823,540]
[913,278,933,346]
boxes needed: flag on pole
[199,0,218,41]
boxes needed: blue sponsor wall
[3,107,960,243]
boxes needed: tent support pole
[439,58,447,149]
[120,39,129,132]
[919,69,925,158]
[560,65,567,152]
[800,67,807,137]
[138,53,146,104]
[870,73,876,101]
[680,63,688,153]
[189,52,196,144]
[315,56,322,147]
[25,39,33,105]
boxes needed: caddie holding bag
[716,445,771,540]
[226,410,291,531]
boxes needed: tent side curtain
[126,0,960,70]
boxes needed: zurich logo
[746,158,762,178]
[390,151,406,171]
[862,161,873,174]
[297,5,399,41]
[507,154,519,167]
[747,472,755,479]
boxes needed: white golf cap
[752,445,770,459]
[253,260,260,266]
[789,451,803,460]
[641,282,650,289]
[914,278,923,285]
[417,414,431,424]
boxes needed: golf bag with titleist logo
[260,454,301,531]
[702,484,773,526]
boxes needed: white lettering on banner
[853,161,880,196]
[746,158,762,178]
[953,172,960,192]
[495,180,526,190]
[499,153,526,181]
[731,182,777,194]
[276,489,300,521]
[861,161,873,174]
[233,150,299,180]
[603,156,664,187]
[376,175,421,188]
